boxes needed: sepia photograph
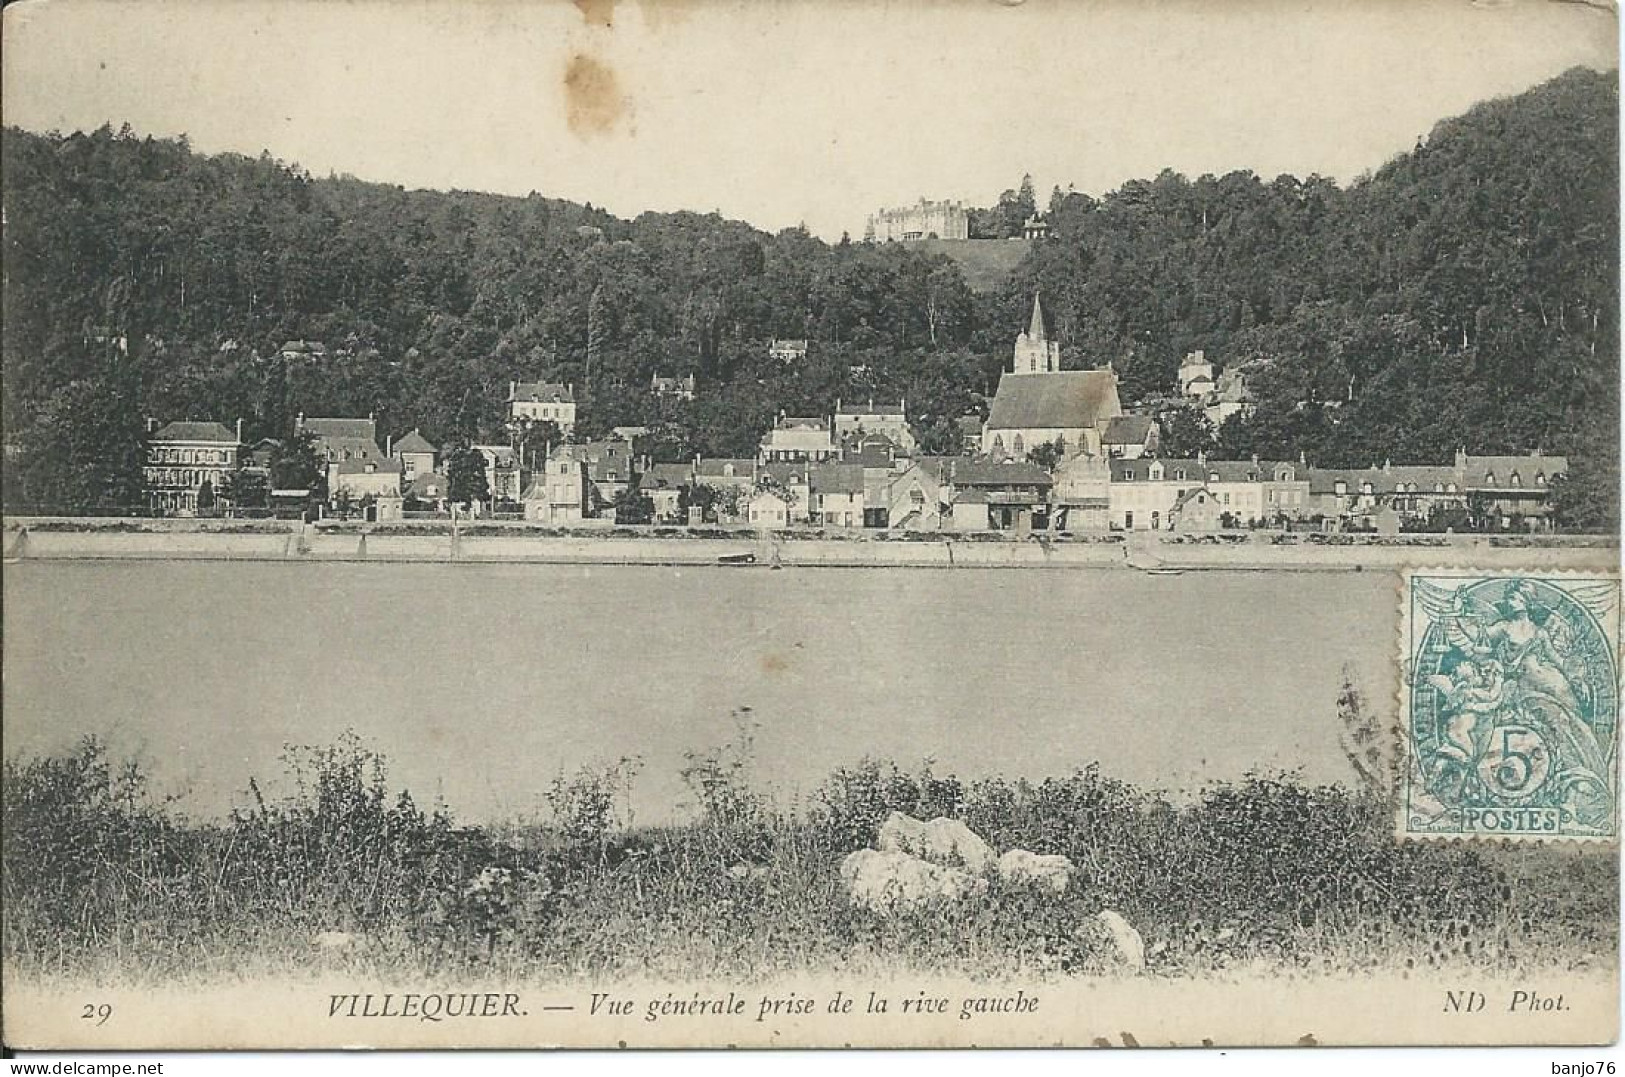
[1,0,1619,1054]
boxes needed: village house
[691,458,759,523]
[638,463,694,523]
[833,400,916,452]
[507,380,577,434]
[842,433,909,526]
[982,295,1124,459]
[768,338,809,364]
[880,463,945,531]
[392,429,437,481]
[1458,449,1566,528]
[1050,450,1112,531]
[1178,349,1215,398]
[145,419,241,515]
[522,444,590,524]
[473,444,523,504]
[809,463,866,528]
[759,413,837,464]
[1204,366,1257,428]
[747,487,791,529]
[295,415,395,504]
[405,470,451,512]
[1101,414,1160,460]
[277,339,328,363]
[923,457,1054,532]
[651,373,696,402]
[330,459,402,506]
[297,414,387,468]
[758,463,812,524]
[1167,487,1225,531]
[577,439,637,507]
[1200,458,1270,526]
[1107,457,1206,531]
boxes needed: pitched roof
[407,471,449,498]
[695,458,756,479]
[775,415,829,430]
[837,401,905,416]
[510,380,574,402]
[934,457,1054,487]
[809,463,866,495]
[1460,454,1566,487]
[759,462,811,485]
[1102,414,1155,444]
[1172,487,1214,510]
[639,463,693,490]
[301,417,376,440]
[151,421,237,443]
[1109,457,1204,481]
[332,459,400,476]
[393,429,437,454]
[986,370,1121,431]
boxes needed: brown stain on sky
[563,53,629,138]
[573,0,614,28]
[760,653,789,675]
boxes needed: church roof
[986,370,1121,431]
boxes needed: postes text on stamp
[1401,571,1619,843]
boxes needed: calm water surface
[3,562,1397,822]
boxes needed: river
[3,561,1398,823]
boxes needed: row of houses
[143,406,1565,532]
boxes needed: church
[981,295,1124,459]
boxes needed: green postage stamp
[1401,571,1620,842]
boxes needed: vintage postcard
[1,0,1619,1054]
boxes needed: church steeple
[1012,292,1060,374]
[1028,293,1047,341]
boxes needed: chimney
[386,434,394,456]
[236,418,243,444]
[296,411,305,433]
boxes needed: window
[1173,469,1186,481]
[1446,483,1458,493]
[1360,482,1374,496]
[1334,481,1347,496]
[1484,472,1496,486]
[1536,472,1546,486]
[1013,434,1025,454]
[1124,511,1135,529]
[1434,483,1444,493]
[1151,511,1161,530]
[1510,473,1522,488]
[1222,493,1231,505]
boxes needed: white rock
[876,811,995,874]
[840,849,989,913]
[997,849,1076,895]
[1090,909,1145,970]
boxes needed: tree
[1026,438,1065,472]
[196,479,216,513]
[221,467,270,509]
[444,444,491,508]
[269,431,328,500]
[1548,456,1619,534]
[678,482,719,522]
[611,483,654,524]
[1155,405,1216,459]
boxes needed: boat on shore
[717,552,757,566]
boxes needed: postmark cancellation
[1401,570,1620,843]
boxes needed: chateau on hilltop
[865,198,969,242]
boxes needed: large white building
[145,420,240,515]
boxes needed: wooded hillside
[2,68,1615,525]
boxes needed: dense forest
[1,68,1616,525]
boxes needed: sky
[1,0,1617,239]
